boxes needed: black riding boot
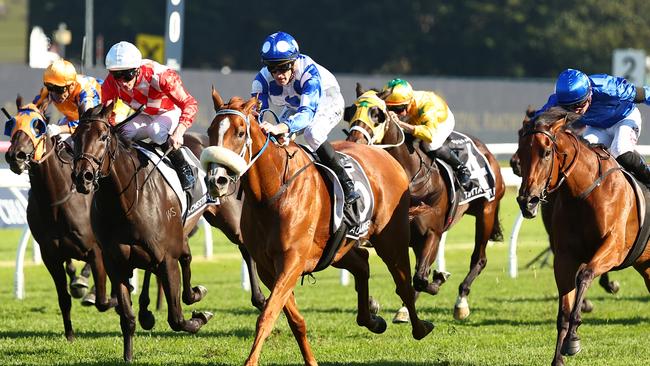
[316,141,361,204]
[616,151,650,186]
[429,145,472,189]
[168,148,195,191]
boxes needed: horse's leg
[598,272,620,294]
[411,228,443,294]
[137,270,156,330]
[160,257,211,334]
[156,275,164,311]
[239,245,266,311]
[115,280,136,362]
[88,250,117,312]
[179,240,207,305]
[332,246,387,334]
[245,254,304,366]
[552,253,578,366]
[43,251,75,341]
[454,205,494,320]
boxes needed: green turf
[0,0,28,63]
[0,188,648,365]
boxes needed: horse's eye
[238,131,245,138]
[100,134,108,141]
[543,149,552,159]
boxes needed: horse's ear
[99,101,113,120]
[15,94,23,110]
[211,86,224,111]
[376,86,392,100]
[35,95,50,115]
[355,82,366,98]
[526,105,536,118]
[243,96,258,113]
[550,116,567,134]
[343,105,356,122]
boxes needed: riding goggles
[44,83,68,94]
[110,68,139,81]
[387,104,408,113]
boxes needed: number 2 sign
[612,49,646,86]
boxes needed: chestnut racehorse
[71,104,212,362]
[516,106,650,366]
[345,86,505,320]
[202,88,433,366]
[4,98,117,341]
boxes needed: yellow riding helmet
[43,60,77,86]
[382,78,413,106]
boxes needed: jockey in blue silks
[251,31,361,210]
[536,68,650,185]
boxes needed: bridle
[350,112,405,149]
[73,118,117,191]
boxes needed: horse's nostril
[216,176,228,186]
[529,196,540,206]
[83,171,94,182]
[16,151,27,161]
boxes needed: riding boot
[316,141,361,226]
[167,148,196,191]
[616,151,650,186]
[429,145,472,189]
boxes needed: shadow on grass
[40,361,492,366]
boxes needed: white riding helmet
[105,41,142,71]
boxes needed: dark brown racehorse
[71,104,212,362]
[183,132,266,311]
[4,98,117,341]
[202,88,433,366]
[516,106,650,366]
[510,107,620,312]
[345,86,505,320]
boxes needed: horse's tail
[489,203,504,242]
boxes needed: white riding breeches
[582,107,642,158]
[118,107,181,145]
[421,108,456,152]
[282,87,344,151]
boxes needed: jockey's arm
[635,86,650,105]
[159,70,198,149]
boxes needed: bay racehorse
[510,107,620,313]
[71,104,212,362]
[3,97,117,341]
[516,106,650,366]
[345,85,505,320]
[201,88,433,366]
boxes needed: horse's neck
[559,134,617,198]
[106,140,141,211]
[29,141,71,200]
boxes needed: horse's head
[509,106,537,177]
[71,103,114,194]
[345,83,393,145]
[201,87,258,198]
[4,96,50,174]
[516,106,580,218]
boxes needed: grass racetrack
[0,188,648,365]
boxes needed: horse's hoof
[369,296,380,315]
[195,285,208,300]
[70,285,88,299]
[70,276,90,289]
[607,281,620,294]
[432,270,451,283]
[392,306,409,324]
[454,296,470,320]
[560,336,581,356]
[192,310,213,324]
[139,311,156,330]
[580,299,594,313]
[413,320,434,340]
[81,292,96,306]
[368,315,387,334]
[65,332,75,342]
[412,276,429,292]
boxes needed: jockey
[34,59,102,138]
[102,41,198,191]
[537,68,650,185]
[381,78,472,189]
[251,32,361,209]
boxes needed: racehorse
[202,88,433,366]
[516,106,650,366]
[3,97,117,341]
[510,107,620,313]
[183,132,266,311]
[345,85,505,320]
[71,104,212,362]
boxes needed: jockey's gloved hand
[46,124,62,138]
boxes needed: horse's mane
[532,106,581,131]
[79,104,133,149]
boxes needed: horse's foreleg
[412,228,443,294]
[246,254,304,366]
[283,292,317,366]
[239,245,266,311]
[598,272,620,294]
[454,209,493,321]
[552,252,578,365]
[43,252,75,341]
[115,280,136,362]
[137,270,155,330]
[160,258,211,334]
[332,246,387,334]
[179,241,207,305]
[89,249,117,311]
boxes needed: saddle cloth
[134,142,212,223]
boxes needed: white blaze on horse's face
[218,117,231,147]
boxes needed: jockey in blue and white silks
[536,68,650,185]
[251,31,360,224]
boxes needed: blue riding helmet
[260,32,300,66]
[555,69,592,106]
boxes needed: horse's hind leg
[88,249,117,312]
[179,240,207,305]
[332,246,387,334]
[160,257,211,334]
[43,252,75,341]
[412,228,446,295]
[239,245,266,311]
[66,259,89,299]
[454,205,494,320]
[137,270,156,330]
